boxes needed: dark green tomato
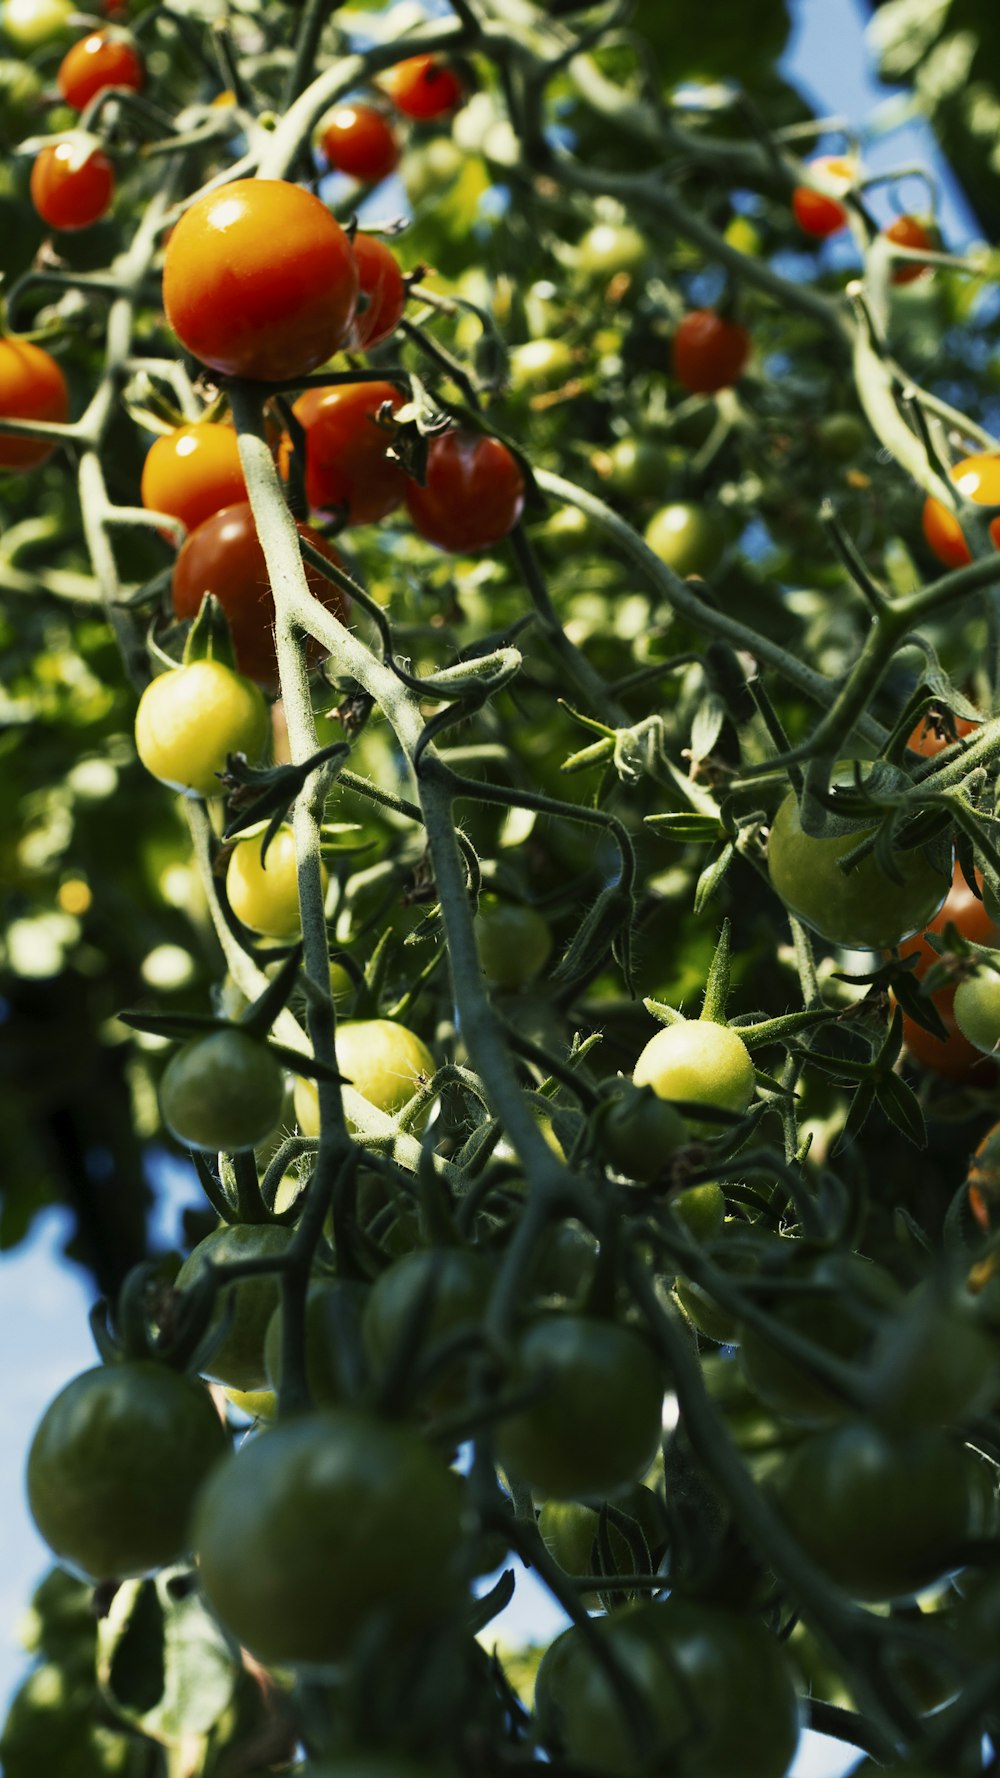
[539,1484,666,1604]
[773,1421,997,1601]
[177,1222,293,1393]
[0,58,42,141]
[529,1218,599,1303]
[535,1600,800,1778]
[866,1286,1000,1429]
[673,1238,768,1346]
[593,1081,687,1184]
[494,1314,665,1500]
[596,437,671,500]
[159,1029,285,1155]
[474,896,552,989]
[27,1362,227,1581]
[644,503,725,579]
[193,1410,465,1666]
[738,1251,902,1428]
[264,1277,368,1408]
[362,1246,493,1411]
[815,412,868,462]
[767,789,949,949]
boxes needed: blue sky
[0,3,977,1772]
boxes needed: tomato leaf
[874,1070,927,1150]
[98,1570,237,1745]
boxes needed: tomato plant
[30,139,115,230]
[288,380,407,524]
[294,1017,435,1134]
[134,658,269,797]
[27,1362,227,1580]
[0,337,68,470]
[226,824,327,938]
[140,422,248,536]
[767,785,949,948]
[176,1220,293,1391]
[162,180,359,381]
[264,1277,367,1407]
[671,309,750,394]
[193,1409,466,1664]
[922,453,1000,569]
[171,499,350,687]
[791,154,854,237]
[380,53,463,120]
[405,430,525,552]
[345,233,408,351]
[159,1028,286,1154]
[738,1250,902,1426]
[57,29,144,109]
[319,103,400,184]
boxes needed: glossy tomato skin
[381,53,463,120]
[177,1221,293,1392]
[672,309,750,395]
[162,180,358,382]
[773,1420,997,1600]
[290,380,406,524]
[159,1029,286,1155]
[141,422,247,536]
[320,102,400,184]
[885,213,935,283]
[535,1600,801,1778]
[767,787,949,949]
[193,1409,466,1665]
[0,338,68,470]
[907,712,977,757]
[294,1017,435,1135]
[791,155,853,238]
[953,966,1000,1054]
[494,1314,665,1500]
[134,658,269,798]
[406,430,525,552]
[345,233,407,350]
[922,454,1000,570]
[30,139,114,230]
[898,864,997,975]
[895,861,998,1083]
[633,1018,756,1128]
[171,500,350,688]
[27,1361,227,1580]
[226,824,327,938]
[901,996,993,1081]
[57,29,144,109]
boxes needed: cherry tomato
[767,785,949,948]
[474,896,552,988]
[405,430,526,553]
[57,28,144,109]
[171,500,350,688]
[508,337,576,394]
[922,454,1000,571]
[160,1029,285,1155]
[953,963,1000,1054]
[0,0,73,48]
[193,1409,465,1664]
[226,823,327,938]
[30,138,114,230]
[294,1017,435,1135]
[773,1420,997,1600]
[362,1246,493,1410]
[815,412,868,462]
[644,502,725,578]
[671,309,750,395]
[141,422,248,537]
[575,221,648,281]
[885,213,935,284]
[134,658,268,798]
[907,712,978,757]
[319,102,400,184]
[791,154,854,238]
[672,1181,727,1242]
[264,1277,368,1407]
[738,1250,902,1427]
[535,1600,800,1778]
[594,1080,688,1183]
[901,995,993,1082]
[162,180,359,382]
[381,53,463,121]
[898,863,997,977]
[176,1221,294,1391]
[288,380,406,525]
[27,1361,227,1580]
[868,1285,1000,1429]
[494,1313,665,1499]
[0,337,68,471]
[632,1018,756,1127]
[345,233,407,351]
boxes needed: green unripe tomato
[226,825,328,939]
[723,214,763,257]
[1,0,73,48]
[177,1221,293,1392]
[264,1277,367,1407]
[644,502,725,579]
[816,412,868,462]
[867,1286,1000,1428]
[671,1181,726,1242]
[576,222,648,281]
[135,659,269,799]
[767,787,949,949]
[633,1019,756,1129]
[474,896,552,988]
[159,1029,285,1154]
[508,338,575,393]
[597,436,670,500]
[953,964,1000,1054]
[362,1246,493,1411]
[294,1017,436,1136]
[0,57,42,139]
[594,1081,688,1182]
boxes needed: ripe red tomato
[319,102,400,184]
[885,214,934,284]
[671,309,750,395]
[162,180,358,383]
[141,422,247,536]
[346,233,407,351]
[0,337,69,470]
[405,430,525,552]
[288,380,406,525]
[57,28,144,109]
[791,154,854,238]
[381,53,463,121]
[922,454,1000,571]
[900,996,993,1082]
[899,865,997,978]
[30,138,114,230]
[907,712,978,757]
[171,500,350,687]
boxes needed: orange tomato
[922,455,1000,572]
[791,155,854,239]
